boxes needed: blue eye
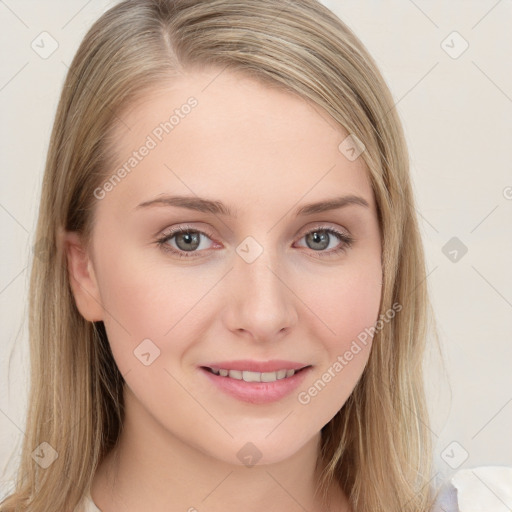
[295,227,353,256]
[155,225,353,259]
[156,226,216,258]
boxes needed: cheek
[293,267,381,427]
[302,261,382,350]
[295,259,381,398]
[92,242,221,369]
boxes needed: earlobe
[59,229,104,322]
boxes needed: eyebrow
[135,194,370,217]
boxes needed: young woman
[0,0,457,511]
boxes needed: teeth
[208,367,298,382]
[229,370,243,380]
[243,370,261,382]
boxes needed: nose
[222,243,298,342]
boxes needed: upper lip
[201,360,310,372]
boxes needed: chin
[209,433,317,468]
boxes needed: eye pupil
[176,231,200,251]
[306,230,330,250]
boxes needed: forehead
[101,68,375,214]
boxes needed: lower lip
[200,366,312,404]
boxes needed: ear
[59,229,104,322]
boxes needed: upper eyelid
[159,222,350,237]
[158,223,351,246]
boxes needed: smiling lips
[202,359,309,382]
[200,359,312,403]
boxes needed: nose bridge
[235,233,284,299]
[226,233,297,337]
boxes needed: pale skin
[64,67,382,512]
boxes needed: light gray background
[1,0,511,499]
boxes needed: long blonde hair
[1,1,441,510]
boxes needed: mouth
[199,363,313,404]
[200,364,313,405]
[201,365,311,383]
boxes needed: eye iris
[306,230,330,250]
[175,231,200,251]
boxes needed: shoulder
[431,465,512,512]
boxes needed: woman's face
[67,68,382,466]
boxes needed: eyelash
[155,224,354,259]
